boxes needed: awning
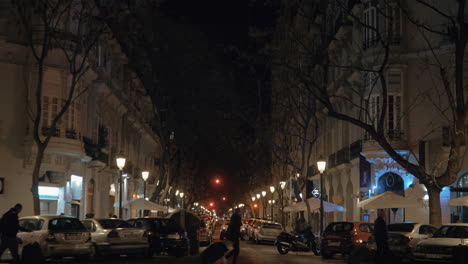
[448,196,468,206]
[358,191,420,210]
[284,197,345,212]
[113,198,166,211]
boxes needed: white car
[253,222,283,244]
[387,222,438,248]
[413,223,468,262]
[17,216,93,262]
[81,218,148,257]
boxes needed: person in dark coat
[225,209,242,264]
[373,209,389,260]
[0,204,26,263]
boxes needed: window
[386,3,401,44]
[363,2,378,48]
[359,224,373,233]
[19,219,44,231]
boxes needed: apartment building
[273,0,465,228]
[0,1,160,219]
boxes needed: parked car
[253,222,283,244]
[81,218,148,258]
[321,221,374,259]
[17,216,93,262]
[413,223,468,263]
[367,232,413,261]
[387,222,437,248]
[198,221,212,246]
[248,219,262,240]
[127,217,189,257]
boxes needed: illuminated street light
[115,153,126,219]
[251,196,256,202]
[141,170,149,199]
[180,192,184,198]
[175,190,179,196]
[262,191,266,197]
[280,181,286,190]
[270,186,275,193]
[317,155,327,236]
[256,194,260,199]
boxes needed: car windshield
[388,223,415,232]
[432,225,468,238]
[150,219,181,233]
[325,222,354,233]
[98,219,132,229]
[49,218,86,232]
[263,223,282,230]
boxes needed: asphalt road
[0,241,346,264]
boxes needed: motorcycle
[275,231,320,256]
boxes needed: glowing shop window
[39,186,60,200]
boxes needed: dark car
[127,217,189,257]
[321,221,374,259]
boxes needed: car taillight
[46,231,57,242]
[107,230,120,238]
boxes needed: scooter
[275,232,320,256]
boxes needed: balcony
[83,137,109,168]
[362,129,408,155]
[37,126,83,157]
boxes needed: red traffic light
[253,203,258,208]
[215,179,220,184]
[222,197,226,201]
[209,202,214,207]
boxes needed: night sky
[101,0,277,212]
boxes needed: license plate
[426,254,445,259]
[65,233,81,240]
[328,241,340,247]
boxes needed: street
[8,241,344,264]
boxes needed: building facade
[272,0,466,230]
[0,1,161,219]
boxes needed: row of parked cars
[240,218,284,244]
[2,214,214,263]
[321,221,468,263]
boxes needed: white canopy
[113,198,166,211]
[448,196,468,207]
[284,197,345,212]
[358,191,420,210]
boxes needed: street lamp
[256,193,260,199]
[251,196,256,202]
[116,153,126,219]
[175,189,179,196]
[180,192,184,208]
[280,181,286,190]
[141,170,149,199]
[317,155,327,235]
[270,186,275,193]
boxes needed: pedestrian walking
[225,208,242,264]
[373,209,389,261]
[0,204,27,263]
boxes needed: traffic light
[209,202,214,207]
[253,203,258,208]
[215,178,220,184]
[222,197,226,201]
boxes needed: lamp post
[141,170,149,199]
[279,181,286,226]
[270,186,275,221]
[180,192,184,208]
[317,156,327,236]
[116,153,126,219]
[262,191,267,217]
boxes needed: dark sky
[155,0,277,211]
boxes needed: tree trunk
[31,144,45,215]
[427,186,442,226]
